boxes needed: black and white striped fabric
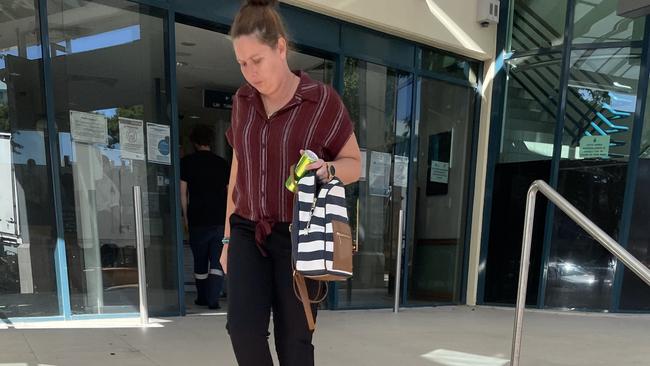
[291,171,352,279]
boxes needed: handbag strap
[294,273,316,331]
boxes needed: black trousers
[188,225,224,307]
[227,214,318,366]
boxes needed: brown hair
[189,124,215,146]
[230,0,288,48]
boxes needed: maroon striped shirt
[226,71,354,244]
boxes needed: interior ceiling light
[176,61,188,67]
[613,81,632,90]
[189,115,200,119]
[181,42,196,47]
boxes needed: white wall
[465,63,496,305]
[282,0,497,60]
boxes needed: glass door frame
[40,0,72,321]
[23,0,183,321]
[400,52,483,308]
[329,47,483,309]
[330,55,415,310]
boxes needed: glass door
[0,1,60,318]
[338,58,413,308]
[406,77,476,305]
[47,0,179,315]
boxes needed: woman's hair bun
[246,0,278,7]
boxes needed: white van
[0,132,20,243]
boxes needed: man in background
[181,124,229,309]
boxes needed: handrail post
[133,186,149,326]
[510,182,539,366]
[394,209,404,313]
[510,180,650,366]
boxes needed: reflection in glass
[406,78,475,304]
[500,53,562,163]
[561,48,641,160]
[545,48,641,310]
[47,0,178,315]
[510,0,567,52]
[620,76,650,311]
[484,53,563,304]
[572,0,645,44]
[0,2,59,318]
[420,49,478,84]
[338,58,412,308]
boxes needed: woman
[220,0,361,365]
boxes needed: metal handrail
[133,186,149,326]
[510,180,650,366]
[393,209,404,313]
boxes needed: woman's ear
[277,37,288,60]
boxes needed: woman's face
[233,34,287,96]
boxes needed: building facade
[1,0,647,322]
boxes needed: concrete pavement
[0,306,648,365]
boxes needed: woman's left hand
[302,150,330,183]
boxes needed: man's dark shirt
[181,151,230,227]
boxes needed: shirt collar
[294,71,320,102]
[237,71,320,103]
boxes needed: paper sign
[360,149,367,181]
[369,151,391,197]
[393,156,409,188]
[430,161,449,184]
[119,117,145,160]
[579,135,610,159]
[69,110,107,144]
[147,122,171,165]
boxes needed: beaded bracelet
[222,237,230,245]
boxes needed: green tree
[343,58,360,128]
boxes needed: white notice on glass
[69,110,107,144]
[430,161,449,184]
[393,155,409,188]
[147,122,171,165]
[579,135,610,159]
[369,151,391,197]
[119,117,145,161]
[360,149,367,181]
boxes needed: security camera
[478,0,499,26]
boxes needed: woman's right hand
[220,243,229,274]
